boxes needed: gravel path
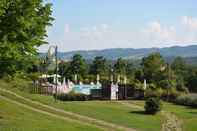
[161,111,182,131]
[117,100,183,131]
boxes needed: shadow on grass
[188,111,197,115]
[186,106,197,109]
[129,110,148,115]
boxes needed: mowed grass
[163,102,197,131]
[0,97,102,131]
[11,92,162,131]
[0,80,162,131]
[126,100,197,131]
[1,80,197,131]
[14,92,197,131]
[50,100,162,131]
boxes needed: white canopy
[39,74,51,78]
[39,74,61,78]
[50,74,61,78]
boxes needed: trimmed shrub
[158,80,170,89]
[175,94,197,108]
[145,87,182,102]
[55,92,89,101]
[144,97,162,114]
[161,88,180,102]
[148,83,157,89]
[145,88,163,98]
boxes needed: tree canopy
[90,56,109,76]
[0,0,53,76]
[69,54,88,77]
[142,53,166,83]
[114,58,127,75]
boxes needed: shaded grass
[130,110,147,115]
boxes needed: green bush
[55,92,89,101]
[134,82,144,90]
[145,88,163,98]
[158,80,170,89]
[175,94,197,108]
[148,83,157,89]
[145,87,182,102]
[2,75,33,92]
[161,88,180,102]
[144,97,162,114]
[176,82,188,93]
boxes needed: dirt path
[0,88,136,131]
[161,111,182,131]
[117,100,183,131]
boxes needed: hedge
[174,94,197,108]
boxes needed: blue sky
[40,0,197,52]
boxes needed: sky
[39,0,197,52]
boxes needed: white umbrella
[50,74,61,78]
[117,75,120,83]
[62,77,66,85]
[144,79,147,90]
[39,74,51,78]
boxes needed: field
[0,97,101,131]
[26,96,162,131]
[0,80,197,131]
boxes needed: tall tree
[171,57,187,78]
[90,56,109,76]
[186,67,197,92]
[0,0,53,76]
[114,58,127,76]
[69,54,88,77]
[142,53,166,83]
[58,61,71,78]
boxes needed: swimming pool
[72,84,101,95]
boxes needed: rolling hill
[55,45,197,60]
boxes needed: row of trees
[56,54,134,84]
[43,53,197,93]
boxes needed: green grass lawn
[1,80,197,131]
[163,102,197,131]
[0,80,162,131]
[4,90,162,131]
[46,99,162,131]
[0,98,102,131]
[127,100,197,131]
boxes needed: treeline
[38,53,197,93]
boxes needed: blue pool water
[73,84,101,95]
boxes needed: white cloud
[64,24,70,33]
[147,21,162,33]
[143,21,177,44]
[182,16,197,31]
[40,16,197,52]
[100,24,109,31]
[143,17,197,45]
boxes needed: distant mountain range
[54,45,197,60]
